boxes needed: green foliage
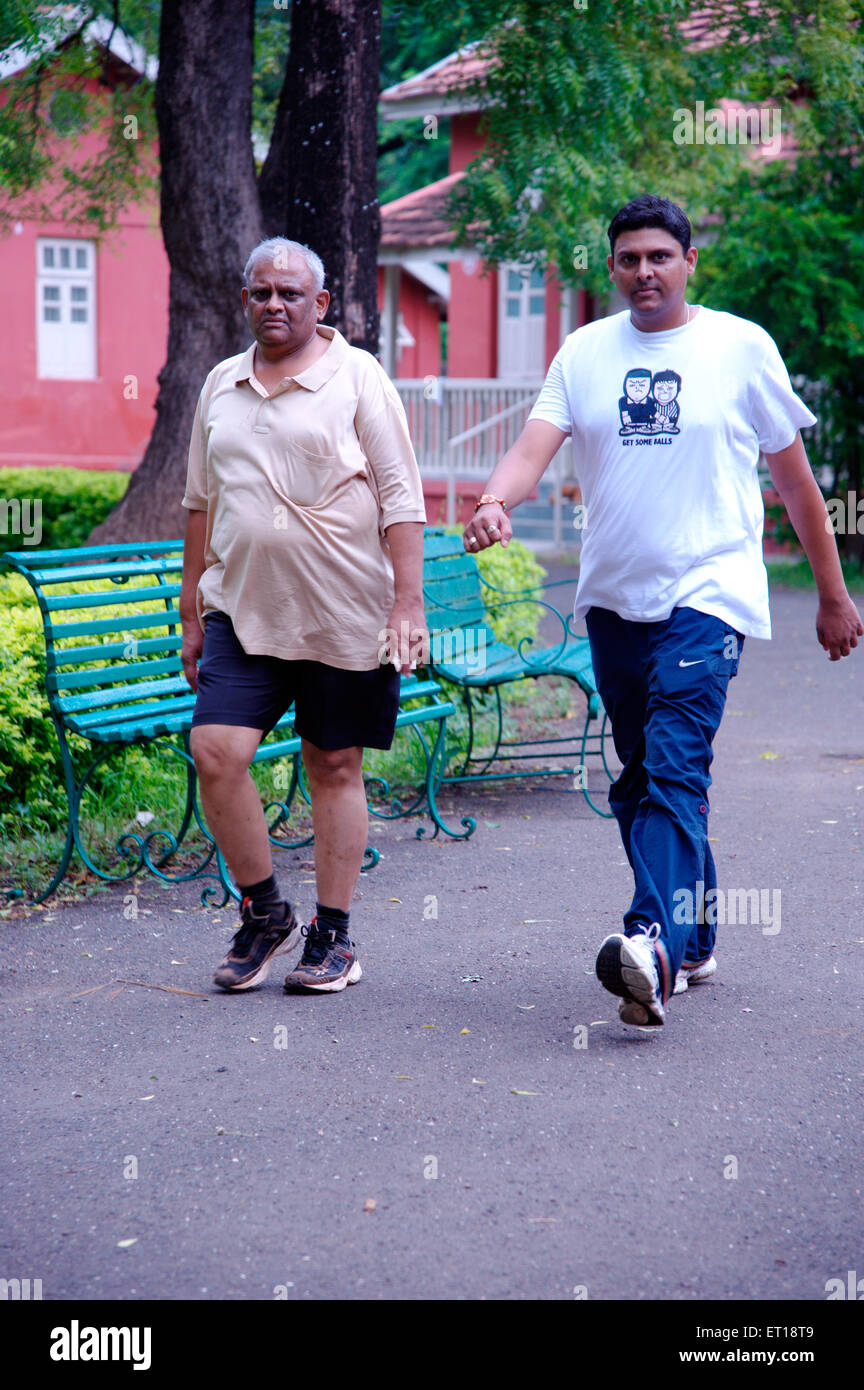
[0,468,129,554]
[0,573,59,837]
[0,2,159,232]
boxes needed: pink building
[0,18,167,473]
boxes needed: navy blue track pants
[585,605,744,985]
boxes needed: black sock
[238,873,288,922]
[316,903,350,945]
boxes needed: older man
[180,238,427,994]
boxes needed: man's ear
[316,289,330,319]
[241,287,249,310]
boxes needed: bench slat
[49,608,183,641]
[49,634,182,669]
[45,584,183,612]
[57,675,188,714]
[33,557,183,587]
[50,656,183,692]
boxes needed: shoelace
[299,921,335,967]
[631,922,660,943]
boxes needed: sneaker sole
[284,960,363,994]
[213,921,303,992]
[596,934,665,1025]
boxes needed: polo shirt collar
[234,325,348,394]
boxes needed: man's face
[653,378,678,404]
[625,375,651,403]
[241,253,329,352]
[607,228,697,320]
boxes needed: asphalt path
[1,585,862,1303]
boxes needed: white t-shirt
[528,307,816,639]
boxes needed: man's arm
[384,520,427,673]
[764,433,862,660]
[463,419,569,552]
[179,508,208,691]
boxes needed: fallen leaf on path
[115,979,209,998]
[388,897,402,903]
[460,1028,470,1035]
[471,1078,485,1085]
[138,1095,155,1101]
[117,1238,138,1248]
[511,1089,541,1096]
[589,1020,608,1026]
[760,751,781,760]
[515,1004,535,1011]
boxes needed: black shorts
[191,611,401,751]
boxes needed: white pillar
[383,264,401,380]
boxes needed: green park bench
[2,539,475,907]
[422,530,615,816]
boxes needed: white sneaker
[595,923,665,1027]
[673,955,717,995]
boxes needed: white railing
[395,377,576,543]
[395,377,540,525]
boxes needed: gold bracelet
[474,493,507,513]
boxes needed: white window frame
[497,261,546,380]
[36,238,97,380]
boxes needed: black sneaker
[213,898,302,991]
[283,919,362,993]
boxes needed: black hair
[623,368,652,390]
[652,369,683,388]
[608,196,692,256]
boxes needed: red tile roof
[379,171,465,249]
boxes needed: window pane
[507,270,523,292]
[506,298,521,318]
[60,247,70,268]
[43,286,60,301]
[43,246,55,268]
[43,307,61,322]
[529,294,545,315]
[529,268,545,289]
[71,308,88,323]
[75,248,87,268]
[71,286,87,302]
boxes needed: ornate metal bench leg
[578,705,614,819]
[416,717,476,842]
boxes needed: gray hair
[243,237,325,291]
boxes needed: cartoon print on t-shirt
[618,369,655,434]
[650,369,681,434]
[618,366,682,438]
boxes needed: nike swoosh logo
[678,659,705,667]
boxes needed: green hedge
[0,467,129,555]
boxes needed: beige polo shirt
[181,325,427,670]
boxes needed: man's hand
[383,600,429,674]
[181,618,204,691]
[463,501,512,553]
[816,593,863,661]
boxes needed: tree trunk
[90,0,262,543]
[258,0,381,352]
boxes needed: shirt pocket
[283,441,337,508]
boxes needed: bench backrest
[422,531,488,638]
[3,541,187,728]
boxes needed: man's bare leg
[189,724,271,885]
[301,742,368,909]
[283,742,367,992]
